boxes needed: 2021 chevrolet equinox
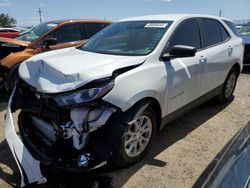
[5,14,244,186]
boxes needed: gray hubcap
[225,73,236,98]
[124,115,152,158]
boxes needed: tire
[112,107,157,167]
[217,67,239,103]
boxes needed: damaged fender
[5,87,47,187]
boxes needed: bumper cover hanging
[5,87,47,187]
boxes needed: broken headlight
[54,81,114,107]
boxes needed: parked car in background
[236,24,243,31]
[14,26,33,34]
[193,122,250,188]
[0,28,20,38]
[0,19,111,94]
[238,23,250,65]
[6,14,244,187]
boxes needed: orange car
[0,19,111,93]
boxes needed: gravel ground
[0,69,250,188]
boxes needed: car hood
[241,35,250,45]
[19,47,146,93]
[0,37,30,46]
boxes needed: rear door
[200,18,232,93]
[164,18,205,114]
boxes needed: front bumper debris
[5,87,47,187]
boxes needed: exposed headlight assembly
[54,81,114,107]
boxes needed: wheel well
[232,63,241,77]
[132,97,162,131]
[149,99,162,131]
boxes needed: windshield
[80,21,172,56]
[16,22,58,42]
[238,25,250,36]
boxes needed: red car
[0,28,20,38]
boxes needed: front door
[163,18,205,114]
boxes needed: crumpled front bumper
[5,88,47,187]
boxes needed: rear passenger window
[165,19,201,52]
[202,19,222,47]
[82,23,109,39]
[202,19,229,47]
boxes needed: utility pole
[219,9,222,17]
[38,8,42,23]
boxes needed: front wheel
[217,68,238,103]
[113,107,157,167]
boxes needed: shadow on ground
[242,66,250,74]
[0,98,232,188]
[0,102,7,112]
[107,98,233,188]
[0,140,20,188]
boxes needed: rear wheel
[218,68,239,103]
[113,107,157,167]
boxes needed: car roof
[120,14,230,22]
[48,19,112,24]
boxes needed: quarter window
[223,20,239,36]
[49,24,81,43]
[165,19,201,53]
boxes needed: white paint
[5,88,47,187]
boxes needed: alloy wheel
[225,73,236,98]
[124,115,153,158]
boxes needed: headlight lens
[54,82,114,107]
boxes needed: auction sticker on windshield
[145,23,168,28]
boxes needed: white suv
[5,14,244,186]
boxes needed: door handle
[199,56,206,63]
[228,46,233,55]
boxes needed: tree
[0,13,16,27]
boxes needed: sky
[0,0,250,26]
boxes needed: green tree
[0,13,16,27]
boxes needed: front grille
[13,79,70,124]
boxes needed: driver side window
[165,19,202,53]
[48,24,81,43]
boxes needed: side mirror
[44,38,57,49]
[161,45,197,61]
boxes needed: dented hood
[19,47,146,93]
[0,37,30,46]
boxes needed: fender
[1,48,34,68]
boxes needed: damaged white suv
[5,14,244,186]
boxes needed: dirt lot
[0,69,250,188]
